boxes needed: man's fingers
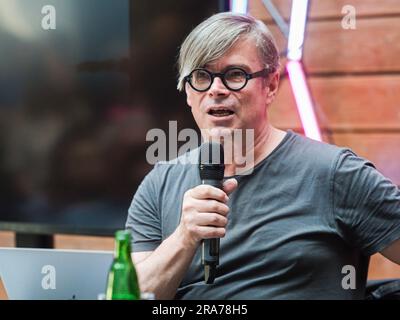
[223,178,238,195]
[195,200,229,216]
[186,178,238,204]
[192,212,228,227]
[189,185,228,202]
[196,226,226,239]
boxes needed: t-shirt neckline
[224,129,294,179]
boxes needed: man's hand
[133,178,237,299]
[178,178,238,248]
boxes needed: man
[126,12,400,299]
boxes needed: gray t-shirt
[126,130,400,299]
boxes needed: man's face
[185,37,279,139]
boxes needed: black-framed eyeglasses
[184,67,271,92]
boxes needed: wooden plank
[308,0,400,18]
[249,0,291,22]
[0,232,115,251]
[332,133,400,185]
[303,17,400,73]
[269,76,400,130]
[0,231,14,247]
[310,76,400,130]
[249,0,400,22]
[252,6,400,74]
[54,234,114,251]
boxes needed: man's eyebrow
[223,64,251,70]
[203,63,252,71]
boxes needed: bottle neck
[115,239,131,261]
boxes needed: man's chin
[200,127,234,143]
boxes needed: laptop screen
[0,247,113,299]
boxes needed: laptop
[0,247,114,300]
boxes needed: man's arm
[130,179,238,300]
[380,238,400,265]
[132,225,198,300]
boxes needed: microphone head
[199,142,225,180]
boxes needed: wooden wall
[249,0,400,279]
[249,0,400,186]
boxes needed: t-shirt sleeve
[126,163,162,252]
[332,149,400,256]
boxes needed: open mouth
[207,109,235,117]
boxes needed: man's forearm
[135,226,198,299]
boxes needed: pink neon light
[230,0,248,13]
[287,0,309,61]
[286,60,322,141]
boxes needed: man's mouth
[207,108,235,117]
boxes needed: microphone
[199,141,225,284]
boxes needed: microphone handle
[201,179,223,283]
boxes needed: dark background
[0,0,227,236]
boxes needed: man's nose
[208,76,229,97]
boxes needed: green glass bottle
[106,230,140,300]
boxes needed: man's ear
[266,71,280,105]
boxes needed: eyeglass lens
[191,68,247,91]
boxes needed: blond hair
[177,12,280,91]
